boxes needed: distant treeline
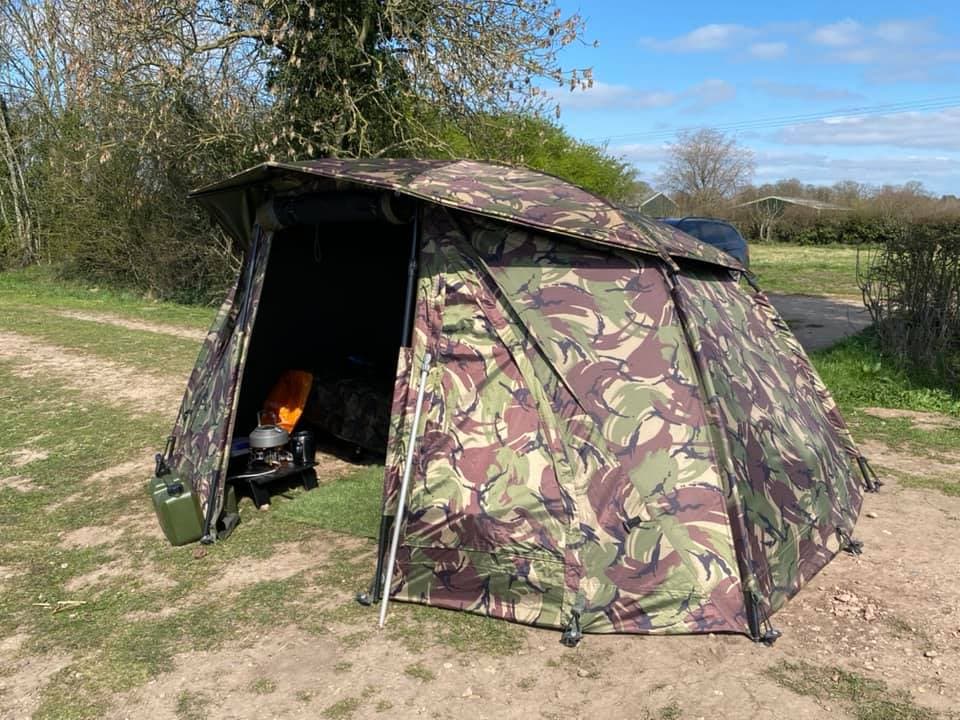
[715,180,960,246]
[726,182,959,387]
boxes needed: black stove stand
[228,461,318,508]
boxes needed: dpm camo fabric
[385,208,750,634]
[183,160,863,634]
[191,159,742,271]
[671,270,863,615]
[169,230,272,531]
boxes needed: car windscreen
[677,220,745,256]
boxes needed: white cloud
[866,48,960,84]
[810,19,862,47]
[641,17,951,84]
[555,79,737,114]
[873,19,936,45]
[754,150,958,187]
[828,47,879,64]
[749,42,788,59]
[553,82,678,111]
[775,107,960,150]
[611,143,671,165]
[685,79,736,110]
[753,80,864,102]
[807,18,951,83]
[642,24,752,52]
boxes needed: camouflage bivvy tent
[162,159,880,643]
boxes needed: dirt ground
[53,310,207,342]
[112,484,960,720]
[0,330,183,417]
[5,470,955,720]
[1,306,958,720]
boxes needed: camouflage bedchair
[304,373,391,454]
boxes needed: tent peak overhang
[190,159,742,271]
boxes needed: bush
[858,219,960,388]
[29,144,240,305]
[756,212,904,246]
[774,213,903,245]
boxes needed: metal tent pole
[367,210,420,604]
[378,351,432,629]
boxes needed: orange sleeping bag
[261,369,314,433]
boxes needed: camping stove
[248,424,291,469]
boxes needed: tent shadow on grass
[274,465,384,540]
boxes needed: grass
[250,678,277,694]
[175,690,210,720]
[0,356,366,717]
[321,697,362,719]
[812,329,960,417]
[899,475,960,497]
[403,662,436,682]
[810,328,960,496]
[0,266,217,329]
[275,465,384,538]
[654,703,682,720]
[811,329,960,496]
[387,602,524,656]
[876,468,960,498]
[270,462,523,656]
[0,299,202,380]
[750,243,866,297]
[765,660,939,720]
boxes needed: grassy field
[0,253,957,719]
[813,329,960,496]
[0,267,217,329]
[750,243,868,297]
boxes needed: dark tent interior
[232,215,414,470]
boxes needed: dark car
[659,217,749,267]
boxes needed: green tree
[441,114,636,201]
[256,0,591,159]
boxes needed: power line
[592,96,960,143]
[586,95,960,144]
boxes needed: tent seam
[658,265,757,632]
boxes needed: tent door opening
[227,208,418,505]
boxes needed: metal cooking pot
[249,424,290,450]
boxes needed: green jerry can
[148,471,203,546]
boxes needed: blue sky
[551,1,960,194]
